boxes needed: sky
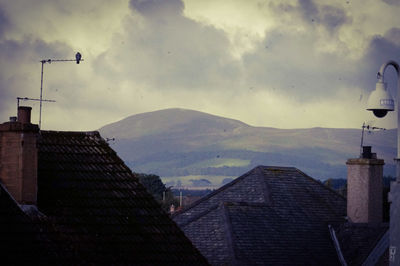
[0,0,399,131]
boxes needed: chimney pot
[9,116,17,122]
[17,106,32,124]
[362,146,372,159]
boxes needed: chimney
[0,106,39,205]
[346,146,384,224]
[17,106,32,124]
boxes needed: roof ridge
[179,201,271,228]
[294,168,346,200]
[221,201,237,266]
[261,165,298,171]
[173,167,261,216]
[174,165,302,216]
[40,130,100,136]
[179,204,220,228]
[174,165,346,217]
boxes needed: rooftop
[173,166,348,265]
[1,129,207,264]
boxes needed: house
[173,163,389,265]
[0,106,208,265]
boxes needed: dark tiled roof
[332,222,389,265]
[0,184,57,264]
[30,130,207,264]
[173,166,347,265]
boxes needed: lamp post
[39,52,83,129]
[366,60,399,265]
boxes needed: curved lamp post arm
[378,60,400,82]
[377,61,400,162]
[372,60,400,266]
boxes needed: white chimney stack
[346,146,384,224]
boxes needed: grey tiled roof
[37,130,207,264]
[1,130,207,264]
[173,166,347,265]
[332,222,389,265]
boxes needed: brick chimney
[346,146,384,224]
[0,106,39,205]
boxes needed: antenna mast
[39,52,83,129]
[360,122,386,157]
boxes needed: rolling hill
[99,108,396,187]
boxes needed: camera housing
[366,81,394,118]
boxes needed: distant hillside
[99,108,396,187]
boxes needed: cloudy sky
[0,0,399,131]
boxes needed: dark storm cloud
[298,0,319,22]
[0,37,74,117]
[385,28,400,45]
[0,6,10,39]
[0,37,72,70]
[1,0,398,130]
[130,0,184,17]
[239,19,395,104]
[241,28,357,102]
[382,0,400,6]
[360,28,400,91]
[298,0,350,33]
[319,5,350,32]
[96,0,241,92]
[368,29,400,63]
[0,39,37,115]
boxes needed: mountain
[99,108,396,187]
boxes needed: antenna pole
[360,122,365,157]
[38,53,83,129]
[359,122,385,157]
[39,60,45,129]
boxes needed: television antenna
[360,122,386,157]
[17,97,55,109]
[39,52,83,128]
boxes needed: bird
[75,52,82,64]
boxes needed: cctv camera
[366,81,394,118]
[372,109,388,118]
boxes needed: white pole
[377,60,400,178]
[378,60,400,266]
[39,60,45,129]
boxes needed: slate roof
[1,130,207,265]
[332,222,389,265]
[173,166,347,265]
[0,184,57,264]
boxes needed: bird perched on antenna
[75,52,82,64]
